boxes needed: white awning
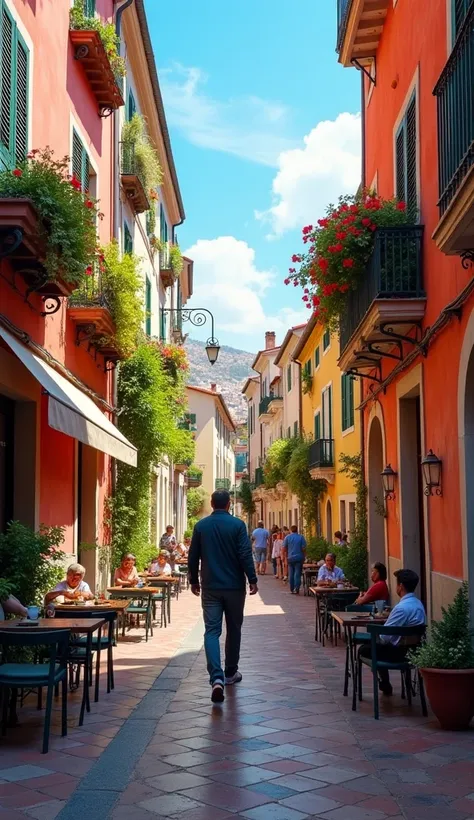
[0,327,137,467]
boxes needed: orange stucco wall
[361,0,470,580]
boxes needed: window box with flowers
[69,0,125,117]
[0,149,99,309]
[160,243,183,288]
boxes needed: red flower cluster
[12,169,22,177]
[70,175,82,191]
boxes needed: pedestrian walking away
[251,520,270,575]
[188,489,258,704]
[283,525,306,594]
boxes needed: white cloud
[256,112,362,237]
[183,237,307,344]
[159,64,296,166]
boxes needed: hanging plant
[101,241,144,357]
[285,192,415,330]
[0,148,99,286]
[121,114,163,193]
[70,0,126,78]
[169,244,184,277]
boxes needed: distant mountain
[186,338,254,422]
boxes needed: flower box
[0,197,77,298]
[70,29,124,115]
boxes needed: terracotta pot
[421,667,474,730]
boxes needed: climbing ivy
[337,452,368,589]
[264,437,325,531]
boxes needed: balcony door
[322,385,332,464]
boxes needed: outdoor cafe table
[0,617,105,727]
[330,610,388,710]
[54,600,130,643]
[309,585,359,645]
[302,564,320,596]
[107,578,176,627]
[139,575,180,622]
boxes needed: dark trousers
[201,589,245,684]
[359,643,407,684]
[272,558,277,575]
[288,560,302,592]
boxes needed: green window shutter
[395,93,417,212]
[314,411,321,441]
[159,308,166,341]
[287,365,292,392]
[342,374,347,432]
[145,277,151,336]
[315,346,320,369]
[294,421,298,437]
[84,0,96,17]
[342,374,354,432]
[127,88,136,122]
[454,0,470,39]
[287,426,291,439]
[123,222,133,255]
[323,329,330,350]
[0,6,30,170]
[160,204,168,244]
[72,129,89,192]
[305,359,312,376]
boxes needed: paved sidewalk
[3,576,474,819]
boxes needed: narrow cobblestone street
[2,578,474,820]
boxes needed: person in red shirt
[355,562,389,606]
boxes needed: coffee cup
[27,605,39,620]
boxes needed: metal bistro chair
[147,580,167,629]
[112,591,153,642]
[343,604,373,698]
[322,590,359,646]
[55,609,116,696]
[358,623,428,720]
[0,628,69,754]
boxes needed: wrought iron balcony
[309,439,334,469]
[254,467,264,487]
[433,3,474,256]
[68,265,118,358]
[336,0,389,67]
[120,142,150,214]
[339,226,425,372]
[68,264,110,310]
[259,395,272,418]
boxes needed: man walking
[189,490,258,704]
[251,520,270,575]
[283,525,306,594]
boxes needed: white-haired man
[44,563,94,605]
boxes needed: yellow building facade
[292,315,361,542]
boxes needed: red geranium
[12,169,22,177]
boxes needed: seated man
[359,568,426,696]
[317,552,345,583]
[45,563,94,605]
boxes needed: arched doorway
[368,416,386,567]
[461,344,474,616]
[326,498,333,542]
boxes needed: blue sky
[145,0,361,354]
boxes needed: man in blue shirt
[317,552,345,583]
[360,568,426,696]
[283,525,306,594]
[189,490,258,704]
[251,521,270,575]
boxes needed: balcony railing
[309,439,334,469]
[337,0,352,51]
[69,264,110,310]
[120,142,149,213]
[434,2,474,216]
[215,478,231,491]
[340,226,424,352]
[254,467,264,487]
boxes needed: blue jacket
[188,510,257,590]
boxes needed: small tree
[337,452,368,590]
[410,583,474,669]
[0,522,65,606]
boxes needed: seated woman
[114,553,139,587]
[157,552,172,577]
[355,562,389,606]
[0,595,28,620]
[45,563,94,605]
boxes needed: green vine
[240,479,256,520]
[264,437,325,531]
[336,452,368,590]
[113,342,194,569]
[169,244,184,277]
[121,114,163,196]
[70,0,126,78]
[302,371,313,395]
[102,241,144,357]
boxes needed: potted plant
[409,583,474,730]
[0,148,99,296]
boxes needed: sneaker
[211,681,225,703]
[225,671,243,686]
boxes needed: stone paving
[1,575,474,819]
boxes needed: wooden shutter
[405,95,417,212]
[287,427,291,439]
[322,386,332,439]
[294,421,298,437]
[287,365,292,392]
[323,329,330,350]
[395,126,406,203]
[342,374,347,431]
[84,0,96,16]
[315,346,320,369]
[123,222,133,254]
[314,411,321,441]
[145,277,151,336]
[127,89,136,122]
[0,6,13,167]
[454,0,470,38]
[341,374,354,431]
[159,307,166,341]
[72,129,90,191]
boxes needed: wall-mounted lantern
[381,464,397,501]
[421,450,442,496]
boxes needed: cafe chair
[55,610,116,696]
[343,604,373,697]
[323,590,359,646]
[0,628,69,754]
[146,581,167,629]
[126,595,154,642]
[358,623,428,720]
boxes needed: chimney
[210,383,217,392]
[265,331,276,350]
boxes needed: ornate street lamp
[421,450,442,496]
[160,307,220,365]
[381,464,397,501]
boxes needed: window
[323,329,330,351]
[314,411,321,441]
[287,364,292,392]
[248,403,252,435]
[123,222,133,254]
[395,92,417,212]
[127,88,136,122]
[322,385,332,440]
[294,421,298,437]
[288,510,292,527]
[145,277,151,336]
[315,346,320,369]
[304,359,312,377]
[287,426,291,439]
[348,501,356,533]
[0,0,30,171]
[160,204,168,244]
[340,500,346,534]
[159,308,166,341]
[341,374,354,431]
[453,0,470,39]
[72,129,90,192]
[84,0,96,15]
